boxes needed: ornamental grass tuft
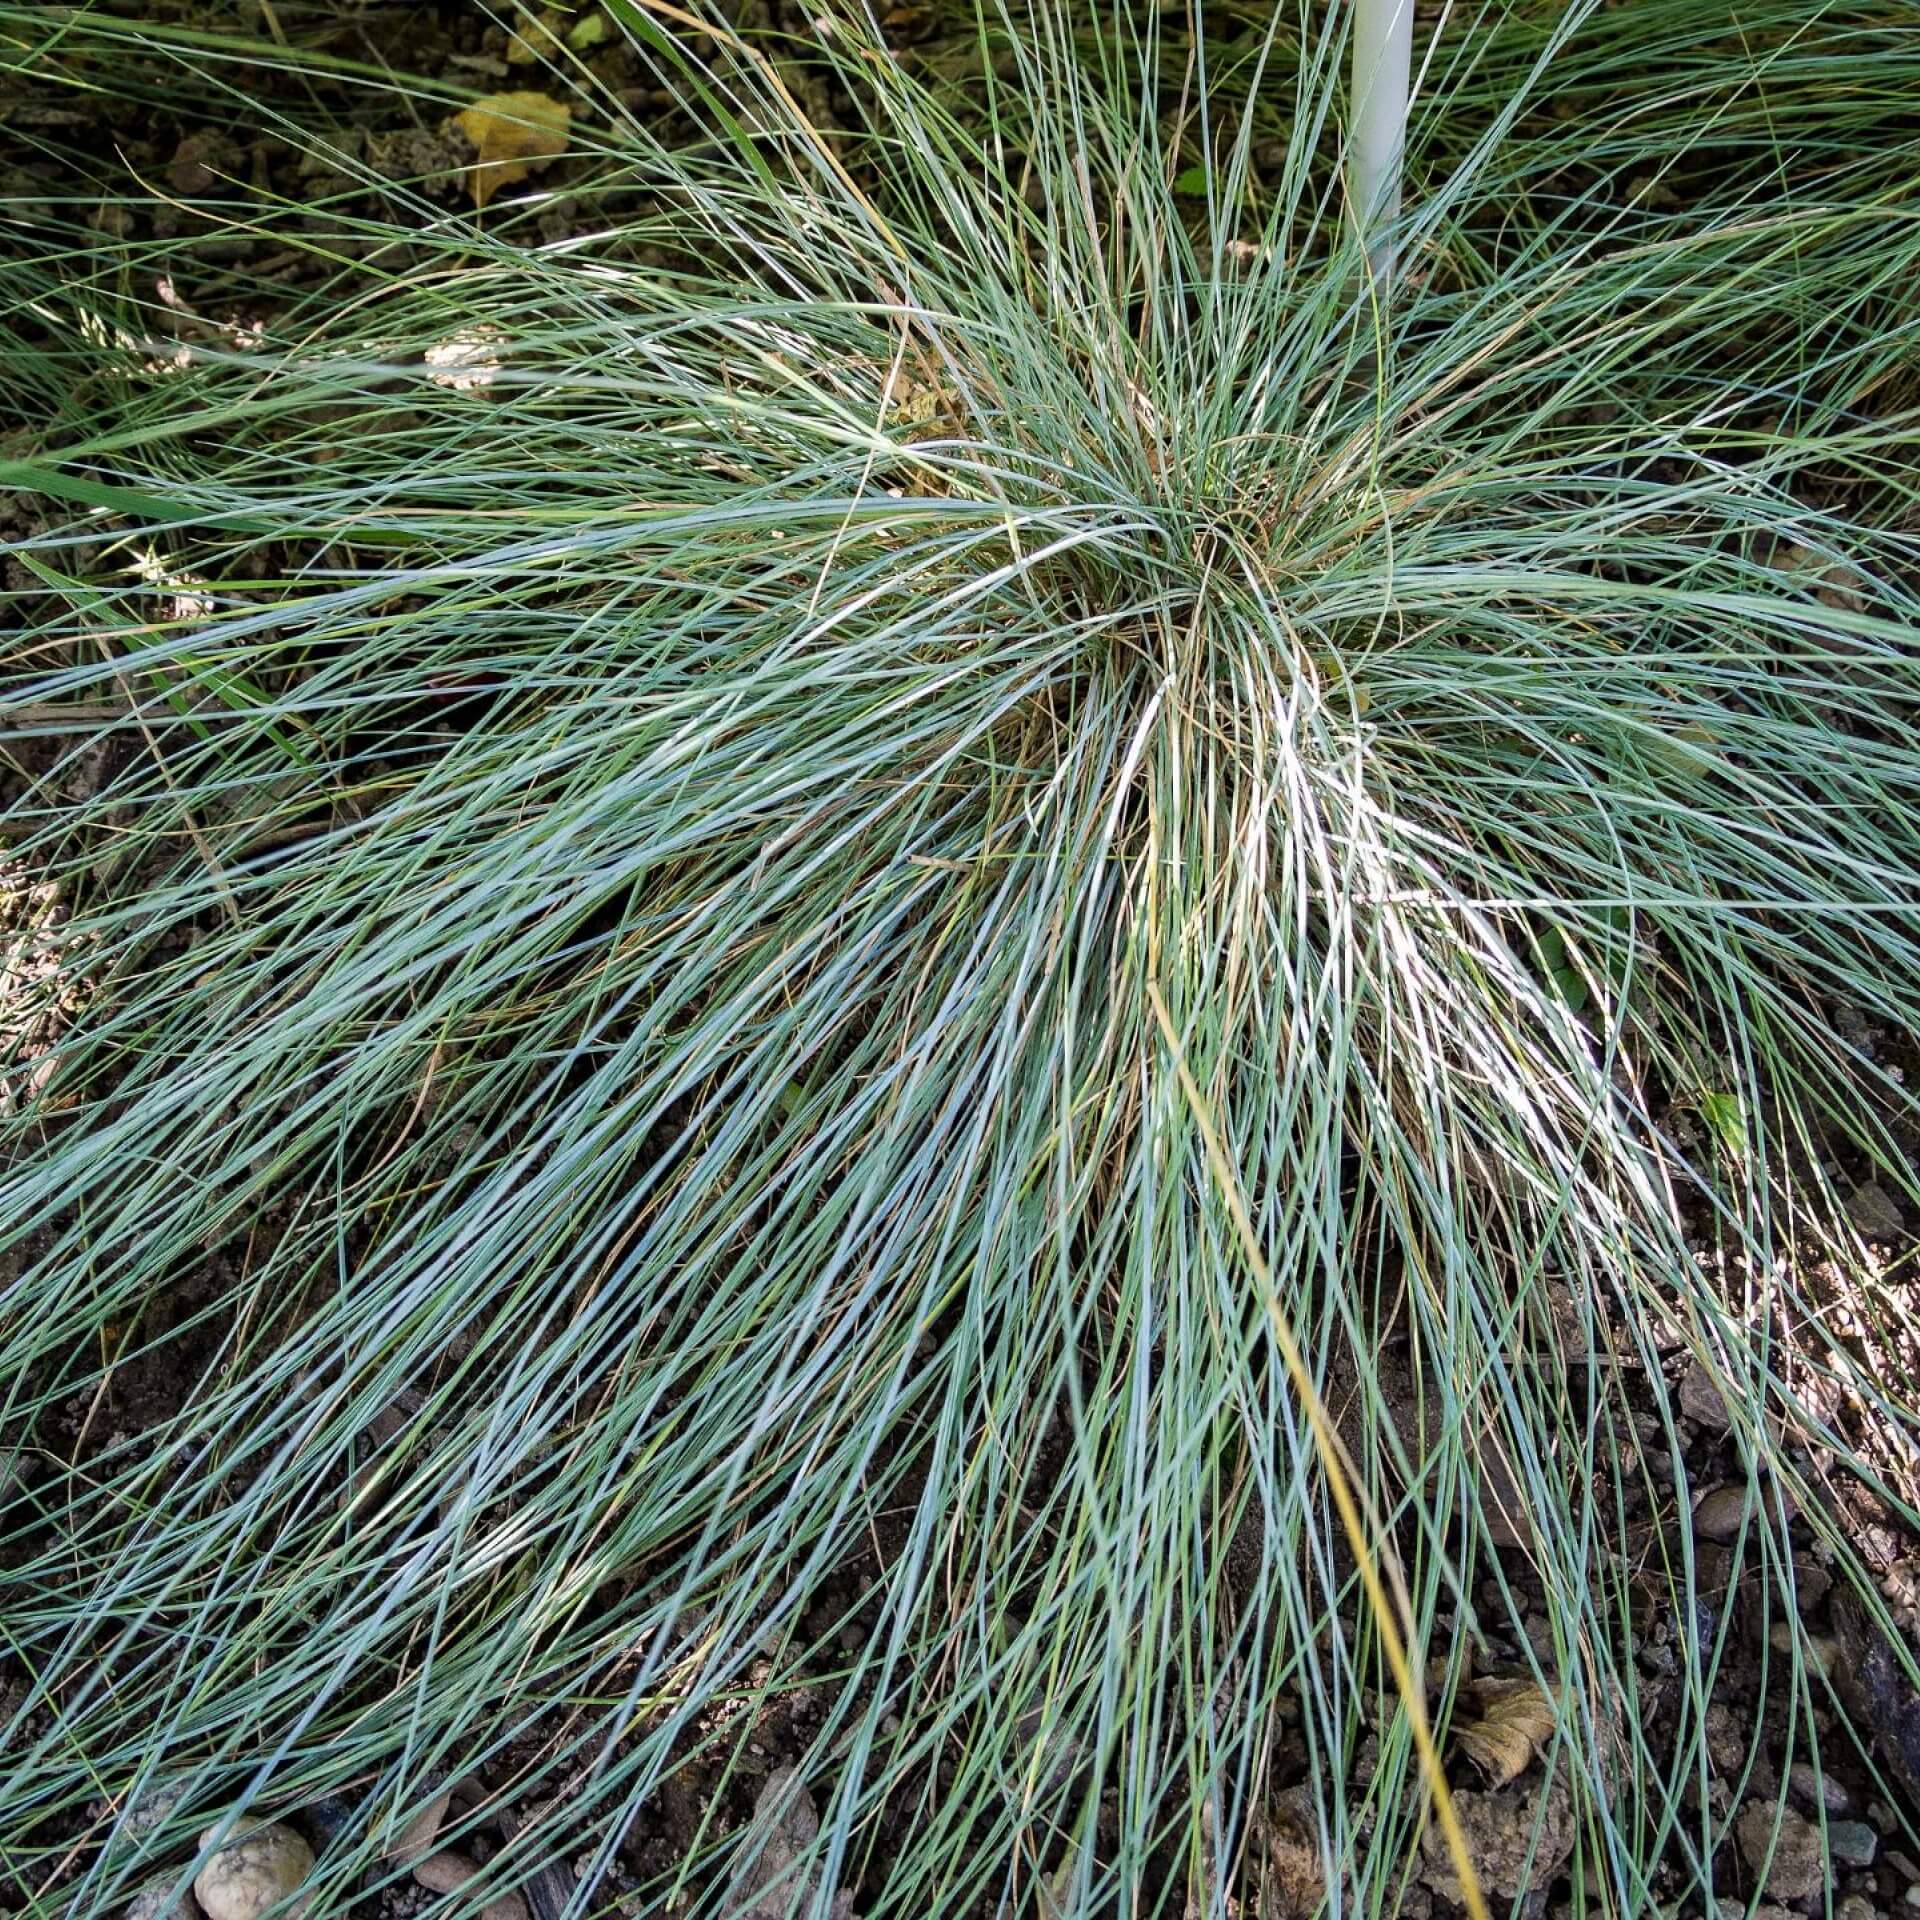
[3,2,1920,1914]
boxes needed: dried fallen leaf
[1454,1678,1557,1788]
[453,91,571,209]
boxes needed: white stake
[1350,0,1415,288]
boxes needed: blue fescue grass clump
[3,2,1920,1914]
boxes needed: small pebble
[413,1852,527,1920]
[125,1876,200,1920]
[1787,1762,1852,1813]
[298,1797,355,1848]
[122,1784,186,1840]
[414,1854,474,1897]
[1678,1358,1733,1431]
[1847,1180,1905,1241]
[1694,1485,1751,1542]
[194,1823,313,1920]
[1769,1622,1839,1680]
[1829,1820,1880,1868]
[1795,1559,1834,1609]
[387,1788,450,1864]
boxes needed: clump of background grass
[3,1,1920,1914]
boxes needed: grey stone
[722,1768,856,1920]
[122,1784,187,1841]
[125,1877,201,1920]
[1848,1180,1905,1241]
[1787,1762,1852,1813]
[1678,1358,1733,1430]
[1831,1821,1881,1869]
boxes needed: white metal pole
[1350,0,1415,288]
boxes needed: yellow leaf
[505,11,566,65]
[1454,1678,1557,1788]
[453,91,571,209]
